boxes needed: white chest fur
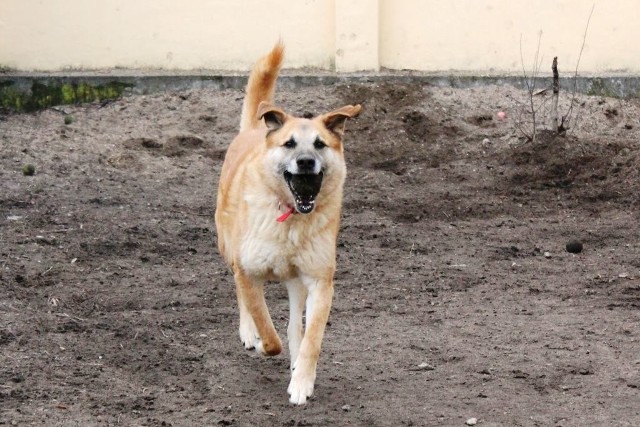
[238,197,334,280]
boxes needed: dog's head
[257,102,361,215]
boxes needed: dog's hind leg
[288,277,334,405]
[286,278,308,370]
[234,270,282,356]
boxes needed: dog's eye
[313,138,326,150]
[283,138,296,149]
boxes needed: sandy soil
[1,81,640,426]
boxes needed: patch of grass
[0,80,133,112]
[22,164,36,176]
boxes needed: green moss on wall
[0,80,133,112]
[587,78,620,98]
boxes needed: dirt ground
[1,80,639,426]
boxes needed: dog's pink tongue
[276,205,296,222]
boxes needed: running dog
[215,42,361,404]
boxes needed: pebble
[466,417,478,425]
[544,251,552,258]
[341,404,351,412]
[22,163,36,176]
[566,240,583,253]
[416,362,435,371]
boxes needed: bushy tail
[239,42,285,132]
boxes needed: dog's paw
[287,370,315,405]
[240,332,282,356]
[242,338,259,351]
[239,323,260,351]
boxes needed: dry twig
[561,3,595,133]
[518,32,544,142]
[551,56,560,132]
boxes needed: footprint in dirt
[109,134,212,169]
[162,133,204,157]
[123,137,162,151]
[121,134,206,158]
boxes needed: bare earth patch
[1,83,639,426]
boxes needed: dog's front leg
[234,269,282,356]
[286,278,308,370]
[288,277,334,405]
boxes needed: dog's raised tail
[240,42,285,132]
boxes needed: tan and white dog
[215,43,361,405]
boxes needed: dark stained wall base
[1,72,638,113]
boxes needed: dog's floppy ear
[257,101,287,131]
[322,104,362,136]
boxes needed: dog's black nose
[296,156,316,171]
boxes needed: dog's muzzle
[283,170,323,214]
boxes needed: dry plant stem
[551,56,559,132]
[562,3,595,132]
[519,32,544,142]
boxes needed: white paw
[239,322,259,351]
[288,370,315,405]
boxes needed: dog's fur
[215,43,361,404]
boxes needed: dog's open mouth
[283,171,323,214]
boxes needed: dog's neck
[276,203,296,222]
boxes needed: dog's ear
[322,104,362,136]
[257,102,287,131]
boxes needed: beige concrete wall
[335,0,379,72]
[379,0,640,74]
[1,0,638,74]
[0,0,335,70]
